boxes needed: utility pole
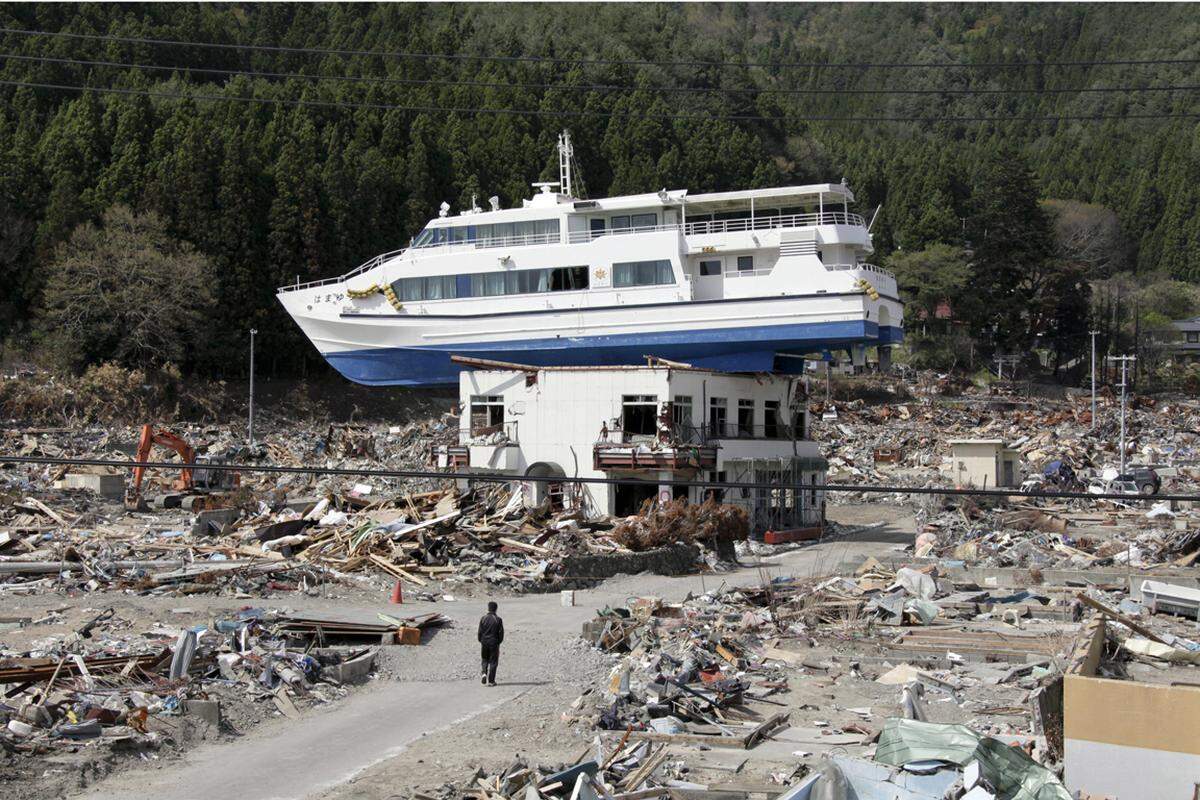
[1106,355,1136,475]
[248,328,257,446]
[1089,330,1099,431]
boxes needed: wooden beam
[1075,592,1167,645]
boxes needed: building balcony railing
[467,420,519,445]
[688,422,798,442]
[593,443,718,472]
[429,444,469,469]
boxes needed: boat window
[590,219,606,237]
[451,226,468,243]
[699,260,722,277]
[610,215,630,231]
[391,275,458,302]
[473,224,491,242]
[425,275,456,300]
[631,212,657,229]
[613,260,675,288]
[737,255,754,272]
[412,228,436,247]
[464,265,587,298]
[550,266,588,291]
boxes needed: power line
[5,51,1200,97]
[0,454,1192,503]
[4,26,1200,71]
[4,78,1200,124]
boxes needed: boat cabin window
[737,256,754,272]
[699,259,721,277]
[631,212,657,229]
[469,266,589,297]
[391,275,459,303]
[610,215,630,231]
[414,219,561,248]
[613,260,674,288]
[590,218,606,236]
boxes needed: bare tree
[1043,199,1129,279]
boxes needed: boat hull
[279,295,898,387]
[324,319,901,385]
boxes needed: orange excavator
[125,424,240,510]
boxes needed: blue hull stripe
[324,321,905,386]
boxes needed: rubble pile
[0,605,438,764]
[813,384,1200,493]
[914,498,1200,570]
[2,454,732,601]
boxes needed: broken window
[622,395,658,436]
[470,395,504,435]
[672,395,693,429]
[737,399,755,437]
[705,470,727,503]
[708,397,727,438]
[764,400,781,438]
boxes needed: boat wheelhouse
[278,133,902,386]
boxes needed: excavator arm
[126,424,196,508]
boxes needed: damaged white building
[433,359,827,536]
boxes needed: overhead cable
[4,26,1200,70]
[1,454,1196,503]
[3,78,1199,123]
[4,51,1200,96]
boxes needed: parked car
[1088,478,1143,496]
[1117,467,1161,495]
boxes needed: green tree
[36,205,216,370]
[887,244,971,322]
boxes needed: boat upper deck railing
[279,248,407,293]
[683,210,865,236]
[825,262,896,280]
[278,210,870,292]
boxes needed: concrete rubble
[0,603,439,773]
[2,370,1199,800]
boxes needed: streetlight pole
[248,328,257,446]
[1106,354,1136,475]
[1089,330,1099,430]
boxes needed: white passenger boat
[278,132,903,386]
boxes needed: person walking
[477,600,504,686]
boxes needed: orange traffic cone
[390,580,403,604]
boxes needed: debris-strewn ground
[2,370,1199,800]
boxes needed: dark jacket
[477,612,504,646]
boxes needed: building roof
[450,354,789,379]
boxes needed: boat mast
[558,130,573,198]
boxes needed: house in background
[1164,315,1200,364]
[432,360,827,537]
[945,439,1022,488]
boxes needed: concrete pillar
[851,344,866,368]
[878,346,893,373]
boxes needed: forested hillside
[1,3,1198,378]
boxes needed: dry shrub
[612,498,748,551]
[0,363,229,424]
